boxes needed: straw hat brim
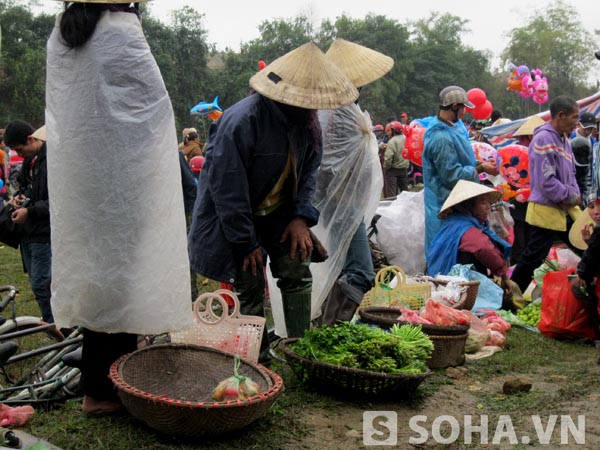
[249,42,359,110]
[32,125,47,142]
[569,207,593,250]
[514,115,545,136]
[325,39,394,88]
[439,179,502,218]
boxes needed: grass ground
[1,244,598,449]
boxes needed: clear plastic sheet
[271,104,383,336]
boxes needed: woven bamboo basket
[360,266,433,310]
[427,333,468,369]
[109,344,283,437]
[278,338,431,398]
[358,307,470,336]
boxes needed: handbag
[170,289,266,363]
[0,204,22,249]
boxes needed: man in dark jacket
[4,121,53,323]
[188,43,357,360]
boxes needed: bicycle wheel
[0,317,64,387]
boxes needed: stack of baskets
[109,344,283,437]
[358,307,469,369]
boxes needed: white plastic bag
[375,191,426,275]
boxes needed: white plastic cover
[270,104,383,336]
[45,12,192,334]
[375,191,427,276]
[311,105,383,312]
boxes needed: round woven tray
[109,344,284,437]
[427,333,468,369]
[358,307,470,336]
[278,338,431,398]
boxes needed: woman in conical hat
[427,180,512,296]
[46,0,192,415]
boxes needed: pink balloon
[467,88,487,107]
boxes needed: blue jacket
[427,213,511,276]
[188,94,322,283]
[422,117,478,253]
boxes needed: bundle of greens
[292,322,433,374]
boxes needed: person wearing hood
[422,86,499,252]
[510,96,581,292]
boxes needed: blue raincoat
[422,117,478,254]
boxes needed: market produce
[420,300,471,326]
[292,322,433,374]
[516,301,542,327]
[212,355,262,401]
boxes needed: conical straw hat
[325,39,394,88]
[569,207,593,250]
[439,180,502,218]
[514,115,545,136]
[32,125,46,142]
[249,42,359,110]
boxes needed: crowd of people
[1,0,600,418]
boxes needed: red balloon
[467,88,487,107]
[472,100,493,120]
[258,60,267,70]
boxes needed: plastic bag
[420,300,471,326]
[430,282,464,306]
[375,191,426,275]
[467,270,504,312]
[464,312,490,353]
[212,355,261,401]
[538,269,598,340]
[398,307,433,324]
[488,202,515,244]
[555,247,581,270]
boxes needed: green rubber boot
[282,289,312,338]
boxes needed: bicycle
[0,285,83,404]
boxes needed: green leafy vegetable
[292,322,432,374]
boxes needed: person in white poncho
[45,1,192,415]
[314,40,392,324]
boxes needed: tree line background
[0,0,598,142]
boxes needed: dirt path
[283,344,600,449]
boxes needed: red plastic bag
[421,300,471,326]
[538,269,598,340]
[402,123,425,167]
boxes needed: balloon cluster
[506,63,549,105]
[465,88,493,121]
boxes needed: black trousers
[510,224,571,293]
[81,329,138,401]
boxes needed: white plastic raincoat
[45,12,192,334]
